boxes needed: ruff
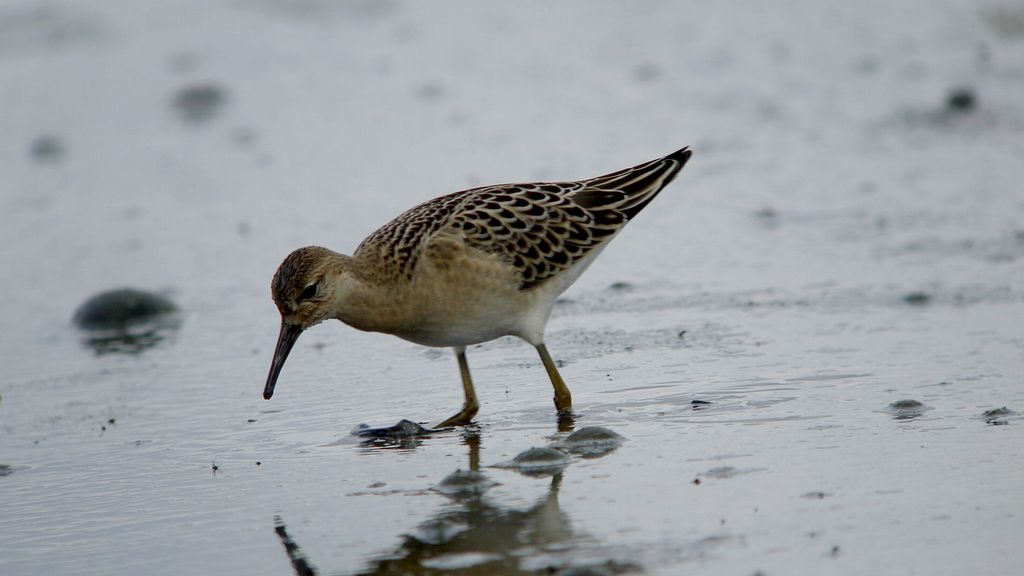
[264,147,692,426]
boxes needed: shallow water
[2,1,1023,575]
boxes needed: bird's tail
[571,147,692,219]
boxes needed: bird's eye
[298,282,319,302]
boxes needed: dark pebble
[885,399,931,420]
[173,84,227,124]
[511,446,567,466]
[73,289,177,330]
[30,135,66,163]
[903,292,931,305]
[982,406,1018,425]
[354,419,437,438]
[496,446,569,477]
[559,426,624,457]
[946,87,976,112]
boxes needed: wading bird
[263,148,692,427]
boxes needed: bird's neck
[328,253,410,335]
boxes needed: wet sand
[1,1,1023,575]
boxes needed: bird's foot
[556,408,576,432]
[436,404,479,428]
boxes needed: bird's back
[355,147,692,292]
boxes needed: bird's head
[263,246,346,400]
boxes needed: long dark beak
[264,322,303,399]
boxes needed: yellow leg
[437,347,479,427]
[536,343,573,416]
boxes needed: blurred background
[1,1,1023,575]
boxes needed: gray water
[2,1,1023,575]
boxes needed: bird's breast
[343,245,550,347]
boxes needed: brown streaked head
[264,246,338,400]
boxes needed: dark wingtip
[655,146,693,190]
[670,146,693,165]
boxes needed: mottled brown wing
[356,147,691,288]
[354,189,471,281]
[442,183,623,288]
[442,147,692,289]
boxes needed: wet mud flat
[2,1,1024,575]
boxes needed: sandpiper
[264,147,692,427]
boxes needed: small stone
[558,426,624,457]
[354,419,437,438]
[946,87,976,112]
[512,446,567,465]
[981,406,1018,425]
[495,446,569,476]
[73,289,178,330]
[885,399,931,420]
[30,135,65,163]
[173,84,227,124]
[903,292,931,305]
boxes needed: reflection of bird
[272,432,635,575]
[263,148,692,426]
[362,474,573,575]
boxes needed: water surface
[2,1,1023,575]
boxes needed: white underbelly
[367,243,610,348]
[389,315,502,348]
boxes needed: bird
[263,147,692,427]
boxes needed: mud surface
[2,1,1023,575]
